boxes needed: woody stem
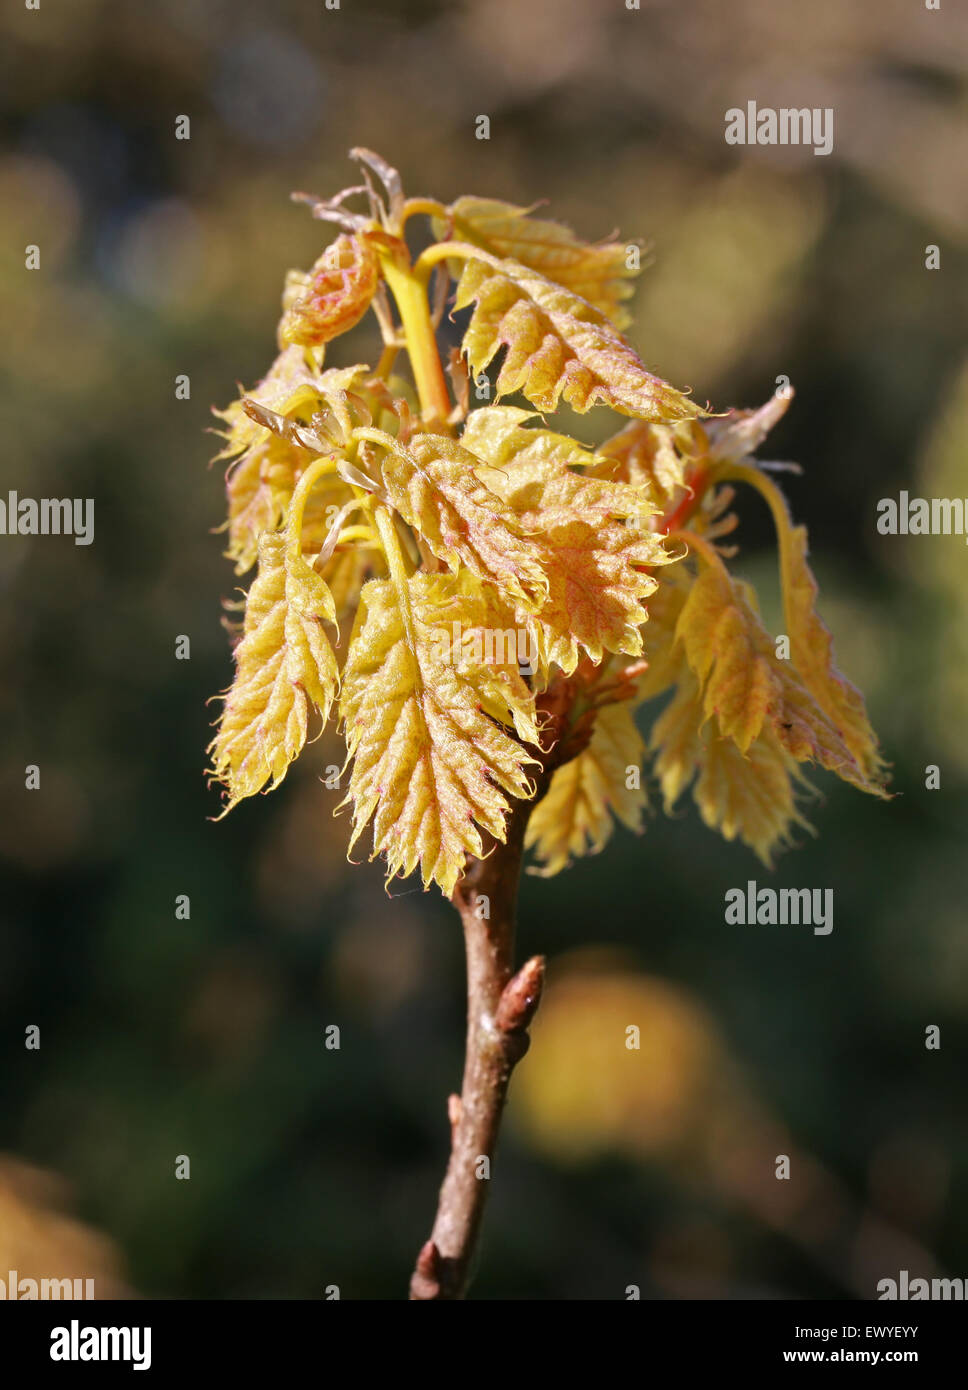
[409,797,543,1301]
[409,683,582,1300]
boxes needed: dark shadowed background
[1,0,966,1299]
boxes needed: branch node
[495,955,545,1034]
[409,1238,443,1301]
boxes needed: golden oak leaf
[454,255,699,422]
[634,568,691,699]
[218,363,381,573]
[694,722,811,866]
[648,674,810,866]
[781,521,887,785]
[594,417,705,512]
[649,679,705,808]
[439,196,639,328]
[214,344,327,460]
[375,432,549,605]
[444,573,541,745]
[525,514,664,677]
[340,570,539,894]
[210,531,339,810]
[704,392,792,465]
[461,405,600,479]
[278,233,379,348]
[456,405,669,675]
[526,702,646,875]
[694,428,887,792]
[675,559,885,794]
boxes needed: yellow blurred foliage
[0,1157,129,1298]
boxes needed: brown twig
[408,680,585,1300]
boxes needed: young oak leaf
[634,567,691,699]
[339,570,539,895]
[593,417,707,513]
[675,558,885,795]
[218,361,375,572]
[209,531,339,811]
[702,397,884,786]
[277,232,380,349]
[437,196,639,328]
[649,672,810,866]
[719,465,889,789]
[526,702,646,875]
[456,404,669,676]
[780,521,887,784]
[694,721,812,866]
[373,432,550,606]
[500,479,667,677]
[461,404,601,480]
[454,254,700,422]
[444,573,541,745]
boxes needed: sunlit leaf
[455,255,700,422]
[526,703,646,874]
[209,532,339,810]
[439,196,639,327]
[376,431,550,606]
[340,569,539,894]
[278,232,380,349]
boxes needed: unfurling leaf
[526,703,646,875]
[781,514,887,785]
[708,428,887,791]
[649,672,810,866]
[209,532,339,811]
[675,556,886,795]
[217,359,377,572]
[594,417,703,512]
[462,407,669,675]
[340,568,539,895]
[438,196,639,327]
[375,432,550,605]
[454,255,700,422]
[278,233,379,348]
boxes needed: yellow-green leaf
[694,723,810,866]
[457,404,670,676]
[594,417,706,512]
[781,521,887,785]
[454,255,699,422]
[675,558,884,794]
[376,432,550,606]
[439,196,639,328]
[648,672,810,866]
[209,532,339,810]
[340,570,539,895]
[218,362,379,573]
[526,703,646,875]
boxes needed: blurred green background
[1,0,966,1299]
